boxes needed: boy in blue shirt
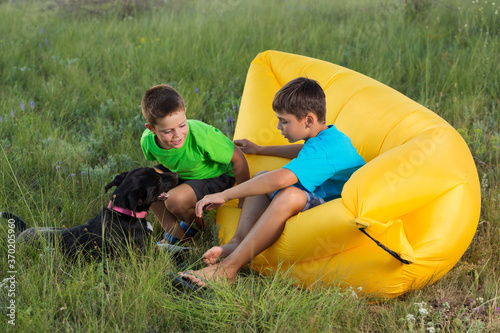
[173,77,365,289]
[140,84,249,249]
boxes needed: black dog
[1,167,178,257]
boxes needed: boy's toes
[203,257,218,265]
[178,271,208,287]
[202,246,224,265]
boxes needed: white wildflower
[406,314,416,322]
[481,174,488,189]
[419,307,429,316]
[414,302,427,308]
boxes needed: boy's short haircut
[272,77,326,123]
[141,84,185,126]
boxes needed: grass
[0,0,499,331]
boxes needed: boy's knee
[165,195,188,213]
[274,187,307,208]
[164,190,197,214]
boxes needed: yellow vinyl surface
[216,50,480,298]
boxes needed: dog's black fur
[1,167,178,257]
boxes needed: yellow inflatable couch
[216,50,480,298]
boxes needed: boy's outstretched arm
[195,168,298,217]
[234,139,303,159]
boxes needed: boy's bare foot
[202,242,238,265]
[177,264,235,288]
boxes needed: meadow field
[1,0,499,331]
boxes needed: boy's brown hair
[272,77,326,123]
[141,84,185,126]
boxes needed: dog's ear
[104,171,129,193]
[124,190,143,213]
[160,172,179,187]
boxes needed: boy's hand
[234,139,261,155]
[195,193,228,217]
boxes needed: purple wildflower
[227,116,235,124]
[30,100,35,109]
[21,102,25,111]
[41,28,45,34]
[195,87,199,94]
[45,37,49,46]
[70,173,75,177]
[10,109,14,117]
[56,165,60,170]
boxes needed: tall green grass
[1,0,499,331]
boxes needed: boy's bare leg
[181,187,307,287]
[151,184,202,240]
[149,201,179,236]
[203,193,270,265]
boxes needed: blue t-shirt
[283,125,365,202]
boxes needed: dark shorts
[155,163,235,200]
[181,174,235,201]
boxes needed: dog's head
[104,168,178,214]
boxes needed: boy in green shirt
[140,84,249,250]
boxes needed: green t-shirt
[140,119,234,179]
